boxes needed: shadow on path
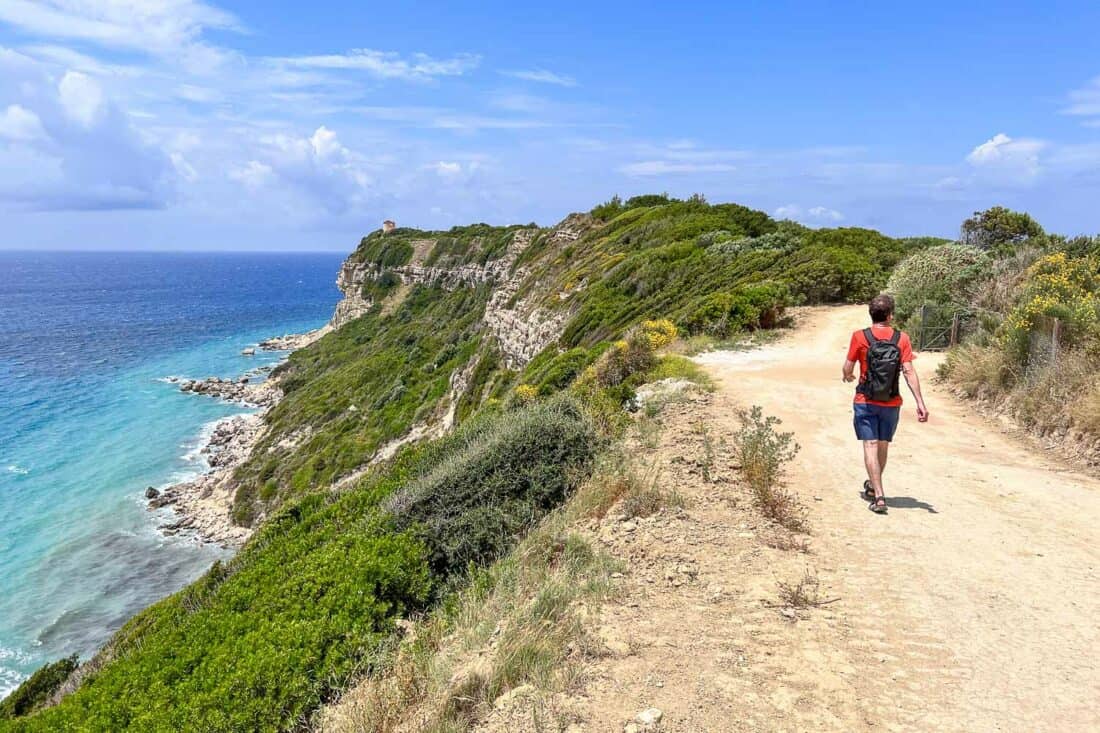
[885,496,938,513]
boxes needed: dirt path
[694,305,1100,732]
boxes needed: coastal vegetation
[6,398,596,732]
[889,206,1100,441]
[2,196,931,731]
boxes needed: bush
[1000,252,1099,359]
[640,319,678,349]
[233,284,489,523]
[590,332,657,389]
[960,206,1044,252]
[681,282,792,337]
[732,406,805,532]
[0,656,77,720]
[387,396,597,576]
[513,384,538,403]
[887,244,990,325]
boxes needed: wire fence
[915,305,1067,374]
[914,305,979,351]
[1026,315,1064,374]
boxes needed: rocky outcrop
[259,328,329,351]
[175,376,281,408]
[149,414,261,546]
[330,262,375,329]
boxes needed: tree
[960,206,1044,251]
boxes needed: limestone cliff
[327,213,595,368]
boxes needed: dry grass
[944,344,1100,439]
[774,569,836,609]
[940,343,1017,399]
[762,530,811,554]
[1070,378,1100,435]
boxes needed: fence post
[1052,318,1062,364]
[949,313,960,347]
[918,305,927,351]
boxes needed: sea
[0,250,346,698]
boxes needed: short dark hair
[869,294,895,323]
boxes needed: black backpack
[858,329,902,402]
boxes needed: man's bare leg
[878,440,889,479]
[863,439,884,498]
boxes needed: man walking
[842,294,928,513]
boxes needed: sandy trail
[697,305,1100,732]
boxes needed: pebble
[636,707,663,726]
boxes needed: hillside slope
[2,196,926,731]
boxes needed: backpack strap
[863,328,876,345]
[888,330,901,345]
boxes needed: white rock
[636,707,663,726]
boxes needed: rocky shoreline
[146,330,322,547]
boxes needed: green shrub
[732,406,805,532]
[1000,251,1100,358]
[387,396,597,576]
[960,206,1044,252]
[0,656,77,720]
[351,234,415,268]
[887,244,990,325]
[681,282,792,337]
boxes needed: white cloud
[966,132,1046,181]
[0,104,45,140]
[0,0,239,68]
[773,204,844,223]
[228,160,273,188]
[434,161,462,179]
[274,49,480,81]
[0,52,174,210]
[242,126,373,213]
[500,68,577,87]
[430,115,555,131]
[808,205,844,221]
[58,71,105,126]
[169,151,197,181]
[1063,75,1100,122]
[619,160,737,176]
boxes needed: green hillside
[233,195,925,524]
[2,196,924,731]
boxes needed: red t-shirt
[847,325,914,407]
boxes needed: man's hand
[916,403,929,422]
[842,359,857,383]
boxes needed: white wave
[180,418,224,464]
[5,464,29,475]
[0,646,32,699]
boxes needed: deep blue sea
[0,251,345,697]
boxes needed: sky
[0,1,1098,250]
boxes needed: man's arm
[901,361,929,422]
[842,359,857,382]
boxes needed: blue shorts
[853,403,900,442]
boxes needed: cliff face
[328,213,595,368]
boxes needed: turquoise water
[0,251,345,696]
